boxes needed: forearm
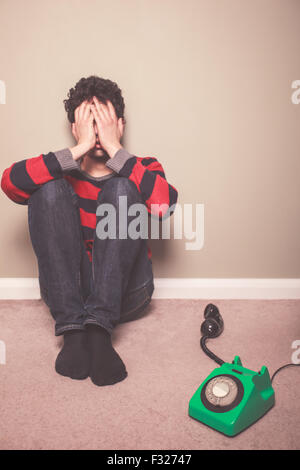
[69,143,90,161]
[1,148,79,204]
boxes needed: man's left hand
[91,97,124,158]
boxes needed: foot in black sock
[55,330,90,380]
[87,325,127,386]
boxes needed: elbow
[149,194,178,221]
[1,167,28,204]
[1,168,10,197]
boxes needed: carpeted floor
[0,298,299,450]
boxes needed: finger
[118,117,124,137]
[100,102,111,120]
[88,109,94,122]
[91,103,106,129]
[93,96,110,121]
[93,120,98,137]
[92,96,101,115]
[90,104,101,123]
[74,105,80,123]
[87,110,95,131]
[83,103,91,120]
[71,122,78,140]
[91,109,102,140]
[106,100,117,121]
[91,106,102,133]
[78,101,88,120]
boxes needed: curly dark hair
[63,75,125,123]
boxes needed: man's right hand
[70,101,96,160]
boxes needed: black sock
[55,330,89,380]
[87,325,127,386]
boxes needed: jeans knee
[29,179,75,208]
[98,177,141,205]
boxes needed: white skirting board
[0,278,300,299]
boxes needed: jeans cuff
[55,324,86,336]
[83,319,113,335]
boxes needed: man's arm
[106,148,178,219]
[91,98,178,219]
[1,102,95,204]
[1,146,85,204]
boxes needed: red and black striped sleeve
[1,148,79,204]
[106,148,178,218]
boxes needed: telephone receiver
[200,303,224,338]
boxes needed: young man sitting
[1,75,178,386]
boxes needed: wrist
[105,142,123,159]
[69,142,90,160]
[105,147,135,174]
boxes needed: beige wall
[0,0,299,278]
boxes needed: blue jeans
[27,177,154,336]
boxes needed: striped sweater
[1,147,178,261]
